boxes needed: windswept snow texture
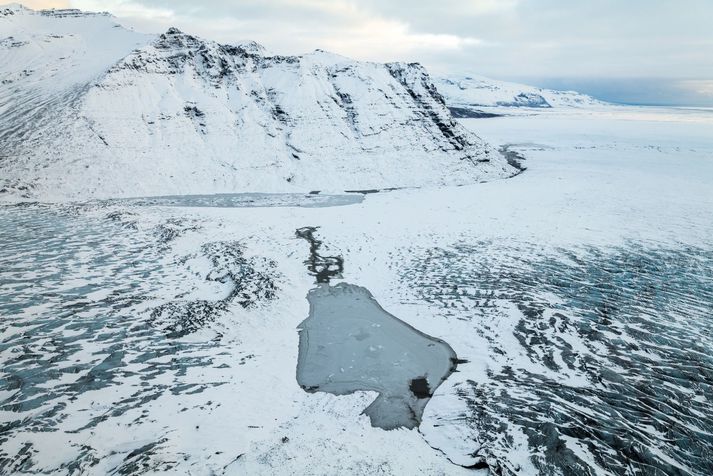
[0,5,511,201]
[0,204,279,474]
[402,242,713,475]
[435,75,604,110]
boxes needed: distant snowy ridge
[0,4,513,201]
[435,74,605,114]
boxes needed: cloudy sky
[24,0,713,105]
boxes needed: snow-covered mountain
[435,74,604,115]
[0,4,513,201]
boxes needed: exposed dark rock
[386,62,477,153]
[154,218,200,244]
[448,107,502,119]
[498,145,527,175]
[149,241,278,337]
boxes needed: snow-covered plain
[2,105,712,475]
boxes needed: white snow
[4,104,710,474]
[0,4,152,159]
[2,4,713,476]
[435,74,604,109]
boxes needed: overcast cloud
[24,0,713,105]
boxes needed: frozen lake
[293,226,459,430]
[297,283,458,430]
[101,192,364,209]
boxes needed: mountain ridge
[1,4,513,200]
[435,74,606,112]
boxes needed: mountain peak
[152,27,205,55]
[235,40,267,56]
[164,26,184,36]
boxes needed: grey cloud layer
[73,0,713,104]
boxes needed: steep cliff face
[0,6,513,200]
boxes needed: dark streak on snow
[448,107,503,119]
[499,144,527,175]
[294,226,343,284]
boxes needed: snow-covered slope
[0,5,513,201]
[0,4,152,168]
[435,74,604,114]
